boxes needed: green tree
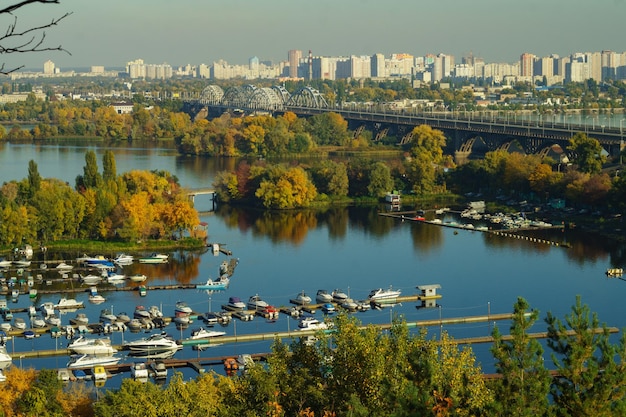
[546,295,626,416]
[80,150,102,189]
[310,159,349,197]
[490,297,552,416]
[367,161,393,197]
[567,132,606,174]
[27,159,41,199]
[102,150,117,183]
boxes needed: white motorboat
[31,315,46,328]
[13,317,26,330]
[174,301,193,315]
[131,362,149,380]
[196,276,229,290]
[138,253,168,264]
[55,262,74,270]
[367,287,401,303]
[247,294,269,311]
[67,336,117,355]
[189,327,226,340]
[297,316,328,331]
[0,259,11,268]
[45,314,61,326]
[0,345,12,368]
[127,319,143,332]
[13,259,31,267]
[69,313,89,326]
[99,309,117,323]
[116,312,131,323]
[67,354,121,369]
[113,253,134,265]
[106,272,126,283]
[225,297,246,310]
[89,294,106,304]
[341,298,358,311]
[55,298,84,310]
[148,305,163,318]
[28,305,37,317]
[134,305,151,320]
[123,333,181,354]
[39,302,55,316]
[80,274,102,285]
[316,289,333,304]
[129,274,147,283]
[331,289,349,303]
[291,291,311,305]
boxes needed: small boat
[28,305,37,317]
[225,297,246,310]
[291,291,311,305]
[131,362,149,380]
[606,268,624,277]
[196,277,229,290]
[11,289,19,300]
[138,286,147,297]
[367,287,401,303]
[316,290,333,304]
[189,327,226,340]
[45,314,61,326]
[219,260,229,276]
[55,262,74,270]
[0,330,7,343]
[67,336,117,355]
[341,298,358,311]
[31,315,46,328]
[77,255,109,265]
[23,329,36,339]
[321,303,336,314]
[0,259,11,268]
[0,307,12,321]
[247,294,269,311]
[129,274,147,283]
[113,253,134,265]
[138,253,168,264]
[67,354,121,369]
[150,361,168,379]
[39,302,55,316]
[70,313,89,326]
[99,309,117,323]
[57,368,71,382]
[127,319,143,332]
[174,301,193,316]
[116,312,131,323]
[13,259,31,267]
[89,293,106,304]
[106,272,126,283]
[331,289,349,303]
[13,317,26,330]
[134,305,151,320]
[0,346,11,368]
[28,289,37,299]
[54,298,84,310]
[202,311,231,326]
[297,316,328,331]
[123,333,181,354]
[80,274,102,285]
[148,305,163,319]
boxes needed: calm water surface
[0,141,624,387]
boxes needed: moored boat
[290,291,311,305]
[67,336,117,355]
[189,327,226,340]
[367,286,401,303]
[130,362,149,380]
[54,297,84,310]
[113,253,134,265]
[225,297,246,310]
[297,316,328,331]
[67,354,121,369]
[331,289,348,303]
[315,289,333,304]
[138,253,168,264]
[129,274,147,283]
[150,361,168,379]
[247,294,269,311]
[606,268,624,277]
[196,276,229,290]
[123,333,180,354]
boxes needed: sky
[7,0,626,71]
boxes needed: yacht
[247,295,269,311]
[13,317,26,330]
[67,354,121,369]
[331,289,349,303]
[39,302,55,316]
[55,262,74,270]
[113,253,134,265]
[189,327,226,340]
[150,361,168,379]
[138,253,168,264]
[367,287,401,303]
[291,291,311,305]
[123,333,181,354]
[297,316,328,331]
[31,315,46,328]
[225,297,246,310]
[67,336,117,355]
[105,271,126,283]
[134,305,151,320]
[99,309,117,323]
[316,289,333,304]
[45,314,61,326]
[69,313,89,326]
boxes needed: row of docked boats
[293,286,401,306]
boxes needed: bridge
[185,84,626,161]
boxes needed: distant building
[111,102,134,114]
[43,60,55,75]
[288,49,302,78]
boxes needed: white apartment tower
[43,60,55,75]
[288,49,302,78]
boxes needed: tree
[255,166,317,209]
[27,159,41,198]
[567,132,606,174]
[102,150,117,183]
[490,297,552,416]
[546,295,626,416]
[367,161,393,197]
[0,1,72,74]
[80,150,101,189]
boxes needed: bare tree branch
[0,0,71,74]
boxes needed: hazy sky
[9,0,626,70]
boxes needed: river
[0,140,624,387]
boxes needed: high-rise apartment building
[371,53,385,78]
[520,53,535,77]
[287,49,302,78]
[43,60,55,75]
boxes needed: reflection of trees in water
[253,211,318,245]
[409,221,444,253]
[317,208,349,240]
[482,228,617,266]
[347,206,397,237]
[134,252,202,285]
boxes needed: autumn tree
[309,159,349,197]
[255,166,317,209]
[546,295,626,415]
[404,124,447,195]
[490,297,552,416]
[27,159,41,198]
[367,161,394,197]
[308,112,351,146]
[102,150,117,183]
[567,132,606,174]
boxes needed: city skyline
[11,0,626,70]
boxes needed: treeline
[1,297,625,416]
[0,151,199,247]
[211,123,451,209]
